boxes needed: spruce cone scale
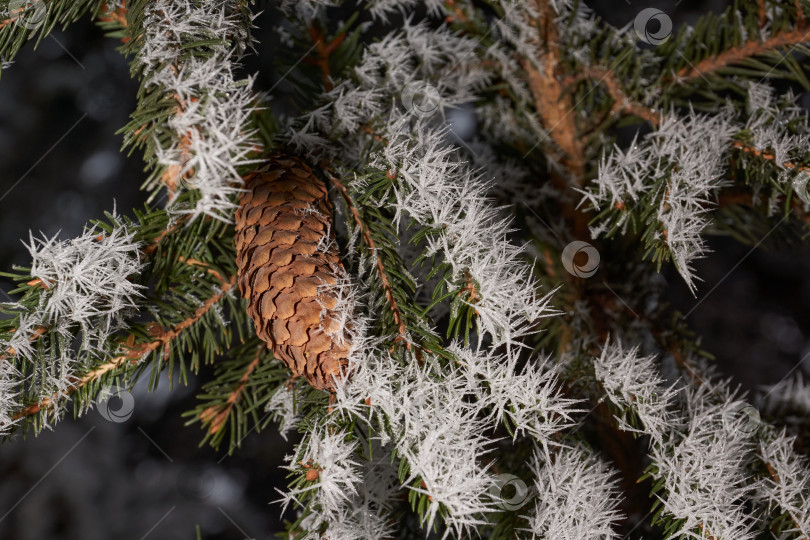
[235,155,350,391]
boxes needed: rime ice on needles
[280,424,361,520]
[305,441,400,540]
[0,358,20,434]
[138,0,262,222]
[583,110,738,292]
[333,348,496,537]
[525,444,623,540]
[265,385,298,441]
[448,343,579,441]
[377,119,555,352]
[0,218,144,415]
[593,338,681,444]
[756,431,810,538]
[25,220,144,340]
[744,81,810,202]
[651,383,758,540]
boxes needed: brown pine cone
[234,154,350,391]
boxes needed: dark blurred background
[0,1,808,539]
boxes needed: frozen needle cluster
[137,0,262,222]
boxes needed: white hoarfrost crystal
[651,383,758,540]
[525,445,623,540]
[583,110,738,293]
[757,373,810,417]
[280,424,362,520]
[138,0,262,222]
[447,343,579,441]
[25,220,144,339]
[756,431,810,538]
[333,347,496,537]
[376,117,556,353]
[0,357,20,434]
[0,216,144,419]
[593,338,681,444]
[265,384,299,441]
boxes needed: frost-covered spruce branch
[756,431,810,539]
[375,118,557,352]
[592,339,810,539]
[580,108,738,293]
[126,0,263,222]
[524,444,624,540]
[0,216,143,426]
[757,373,810,420]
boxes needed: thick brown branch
[305,24,346,92]
[676,26,810,83]
[521,1,585,181]
[562,67,660,128]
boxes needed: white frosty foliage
[593,338,681,444]
[757,372,810,417]
[277,0,338,21]
[592,340,765,538]
[367,0,446,24]
[289,18,491,158]
[447,343,579,441]
[281,425,361,519]
[25,224,143,337]
[0,218,143,420]
[0,357,21,434]
[756,431,810,538]
[652,383,758,540]
[744,81,810,205]
[138,0,262,222]
[265,384,298,441]
[583,110,737,292]
[525,445,623,539]
[328,339,580,537]
[375,118,556,352]
[334,348,495,537]
[745,82,810,169]
[281,426,399,540]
